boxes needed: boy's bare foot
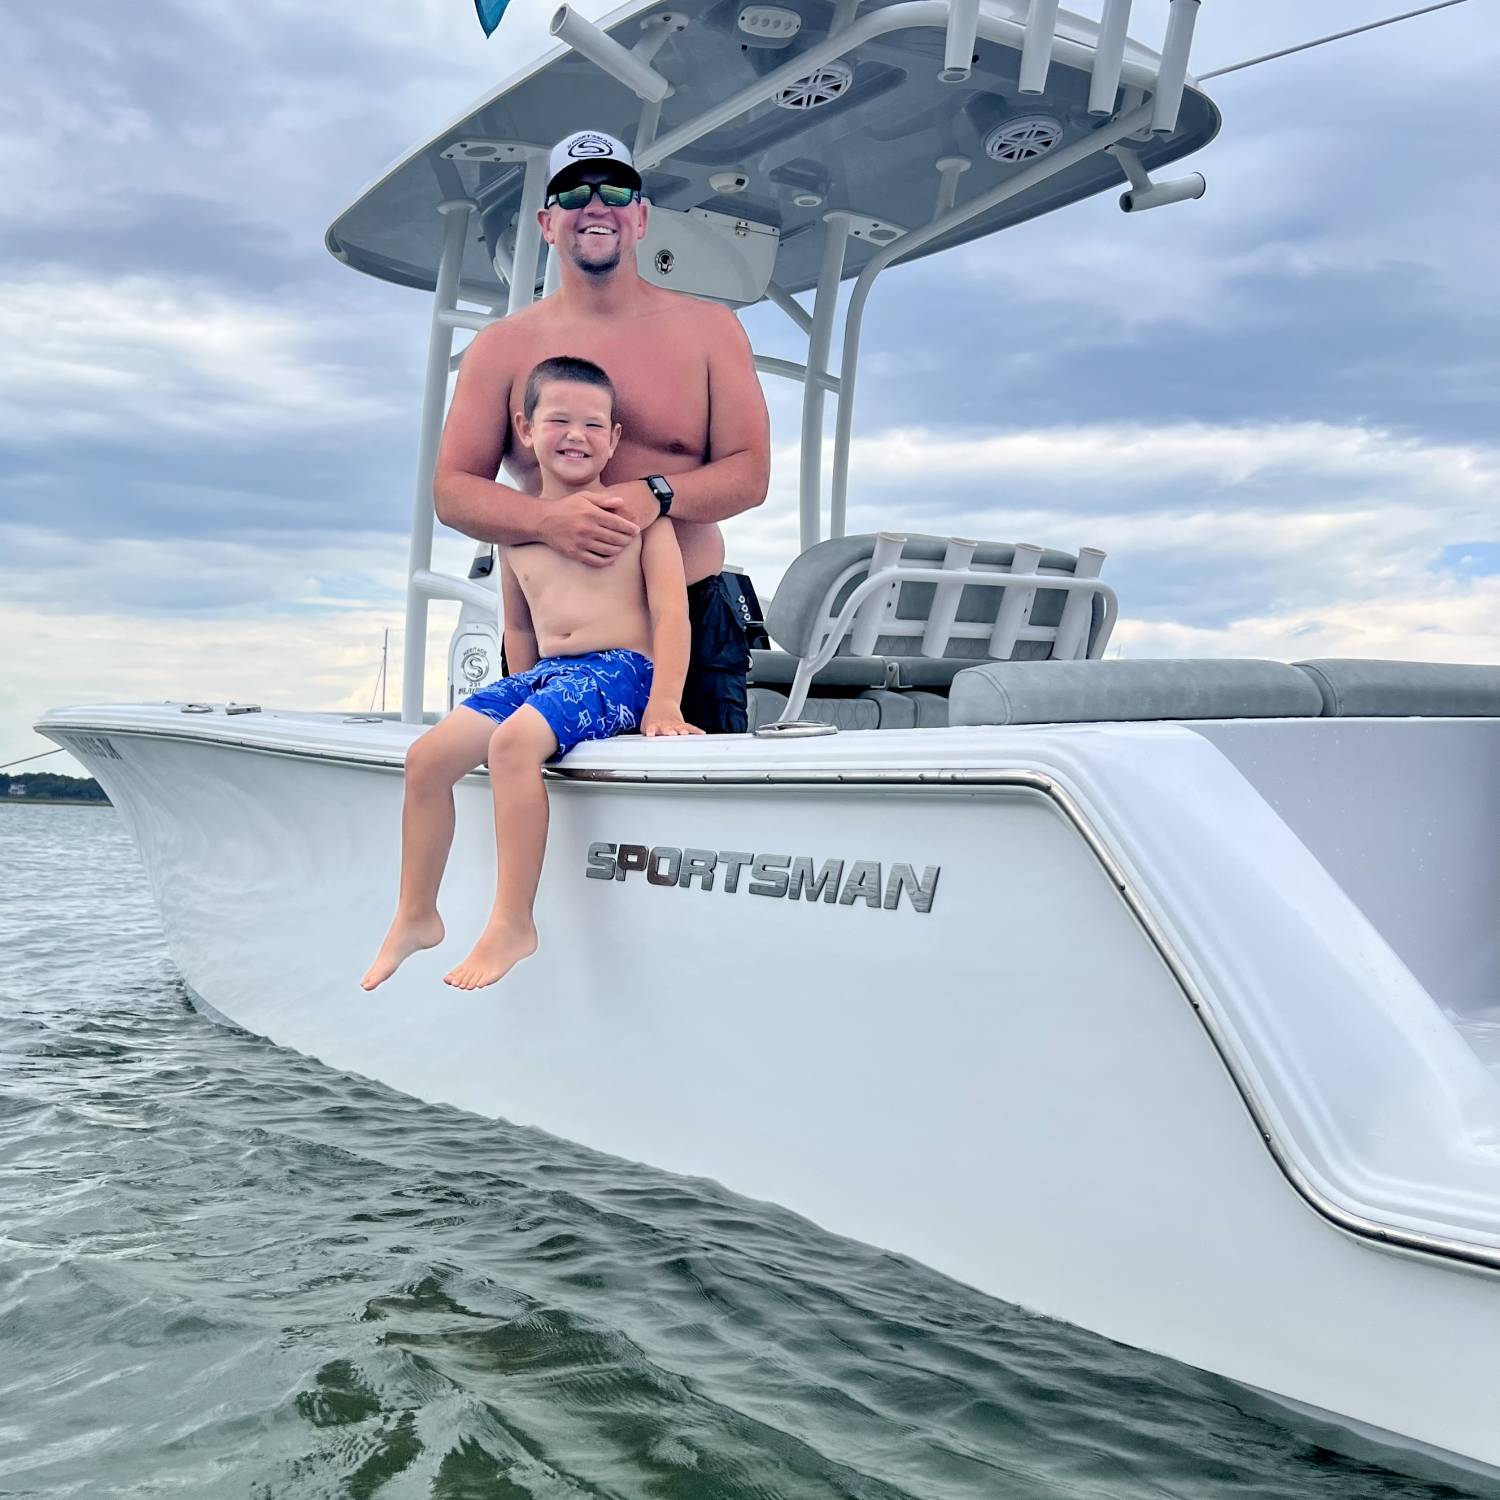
[361,911,446,991]
[443,921,538,991]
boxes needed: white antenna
[1199,0,1468,82]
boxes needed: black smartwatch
[644,474,674,517]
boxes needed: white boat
[40,0,1500,1484]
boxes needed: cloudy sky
[2,0,1496,775]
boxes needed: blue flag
[474,0,509,36]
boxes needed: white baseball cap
[545,129,642,197]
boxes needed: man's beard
[572,241,622,277]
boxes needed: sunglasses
[545,180,641,211]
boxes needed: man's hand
[592,481,661,533]
[536,493,640,567]
[643,700,704,737]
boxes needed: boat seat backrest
[764,532,1115,722]
[1294,660,1500,717]
[767,533,1109,663]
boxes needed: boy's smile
[519,377,621,493]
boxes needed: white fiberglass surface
[1194,719,1500,1028]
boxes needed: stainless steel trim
[36,717,1500,1277]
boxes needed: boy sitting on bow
[361,355,700,993]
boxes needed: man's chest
[505,329,708,458]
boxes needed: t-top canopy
[325,0,1219,302]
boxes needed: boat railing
[770,531,1114,721]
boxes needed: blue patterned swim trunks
[461,648,654,756]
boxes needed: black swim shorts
[683,573,750,734]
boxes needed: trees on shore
[1,772,108,803]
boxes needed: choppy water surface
[0,804,1491,1499]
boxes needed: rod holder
[1108,146,1204,212]
[1151,0,1200,135]
[1053,547,1105,660]
[921,538,978,657]
[1088,0,1133,115]
[941,0,980,81]
[550,6,671,102]
[1019,0,1061,95]
[1121,172,1204,212]
[989,544,1043,658]
[850,533,907,657]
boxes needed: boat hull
[39,704,1500,1482]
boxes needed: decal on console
[584,843,940,913]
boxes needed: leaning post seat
[949,658,1325,726]
[1294,659,1500,717]
[755,532,1116,724]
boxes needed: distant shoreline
[1,797,112,807]
[1,771,109,806]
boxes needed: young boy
[361,355,701,993]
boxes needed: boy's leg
[362,706,498,990]
[445,705,559,990]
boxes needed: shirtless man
[434,129,771,732]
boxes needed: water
[0,804,1490,1499]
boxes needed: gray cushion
[765,533,1103,661]
[1295,659,1500,718]
[950,659,1324,727]
[749,649,888,688]
[749,648,973,690]
[800,696,884,731]
[790,692,919,731]
[905,691,949,727]
[859,690,916,729]
[746,687,787,729]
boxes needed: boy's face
[516,379,621,486]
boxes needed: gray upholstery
[1295,659,1500,718]
[747,687,788,729]
[765,533,1105,661]
[950,659,1324,727]
[750,650,888,688]
[801,697,882,731]
[749,687,922,731]
[798,691,915,731]
[906,691,949,727]
[749,649,972,690]
[860,691,916,729]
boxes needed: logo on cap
[568,134,615,159]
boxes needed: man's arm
[499,558,540,675]
[433,323,640,565]
[603,305,772,531]
[639,521,703,737]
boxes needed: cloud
[0,267,429,544]
[844,420,1498,501]
[0,269,400,447]
[1116,577,1500,665]
[2,526,486,773]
